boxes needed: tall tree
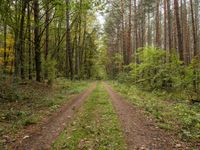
[34,0,42,82]
[167,0,172,51]
[174,0,184,62]
[127,0,132,64]
[190,0,198,57]
[66,0,73,80]
[19,0,27,79]
[27,1,32,79]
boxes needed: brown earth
[104,83,190,150]
[9,83,96,150]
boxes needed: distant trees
[105,0,200,70]
[0,0,101,82]
[104,0,200,95]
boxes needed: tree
[174,0,184,62]
[66,0,73,80]
[34,0,42,82]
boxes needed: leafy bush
[120,46,200,96]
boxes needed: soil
[9,83,96,150]
[104,83,189,150]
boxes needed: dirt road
[11,84,96,150]
[104,83,187,150]
[9,82,192,150]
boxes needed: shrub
[121,46,200,95]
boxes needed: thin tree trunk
[45,0,49,61]
[164,0,167,50]
[27,1,32,79]
[167,0,172,51]
[66,0,73,80]
[19,0,27,79]
[3,23,7,71]
[121,0,126,65]
[155,0,161,47]
[127,0,132,64]
[34,0,42,82]
[134,0,138,51]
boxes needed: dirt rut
[104,83,187,150]
[12,83,96,150]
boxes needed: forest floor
[1,81,199,149]
[0,79,91,149]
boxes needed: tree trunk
[19,0,27,79]
[3,23,7,71]
[134,0,138,51]
[164,0,167,50]
[167,0,172,51]
[183,0,190,64]
[27,1,32,79]
[190,0,198,57]
[174,0,184,62]
[34,0,42,82]
[45,0,49,61]
[127,0,132,64]
[66,0,73,80]
[155,0,161,47]
[121,0,126,65]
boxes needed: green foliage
[116,47,200,97]
[111,81,200,143]
[0,79,90,147]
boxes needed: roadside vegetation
[111,81,200,146]
[52,83,126,150]
[0,78,90,148]
[104,46,200,146]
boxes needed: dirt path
[11,83,96,150]
[104,83,188,150]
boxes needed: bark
[3,23,7,70]
[183,0,190,64]
[121,0,127,65]
[134,0,138,51]
[66,0,73,80]
[27,1,32,79]
[127,0,132,64]
[19,0,27,79]
[174,0,184,62]
[164,0,167,50]
[155,0,161,47]
[167,0,172,51]
[45,0,50,61]
[34,0,42,82]
[190,0,198,57]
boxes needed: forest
[0,0,200,149]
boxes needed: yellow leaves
[0,34,14,71]
[6,34,14,47]
[0,57,3,65]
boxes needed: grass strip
[52,83,126,150]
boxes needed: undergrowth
[0,78,90,147]
[110,81,200,146]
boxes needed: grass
[110,81,200,145]
[52,83,126,150]
[0,78,90,148]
